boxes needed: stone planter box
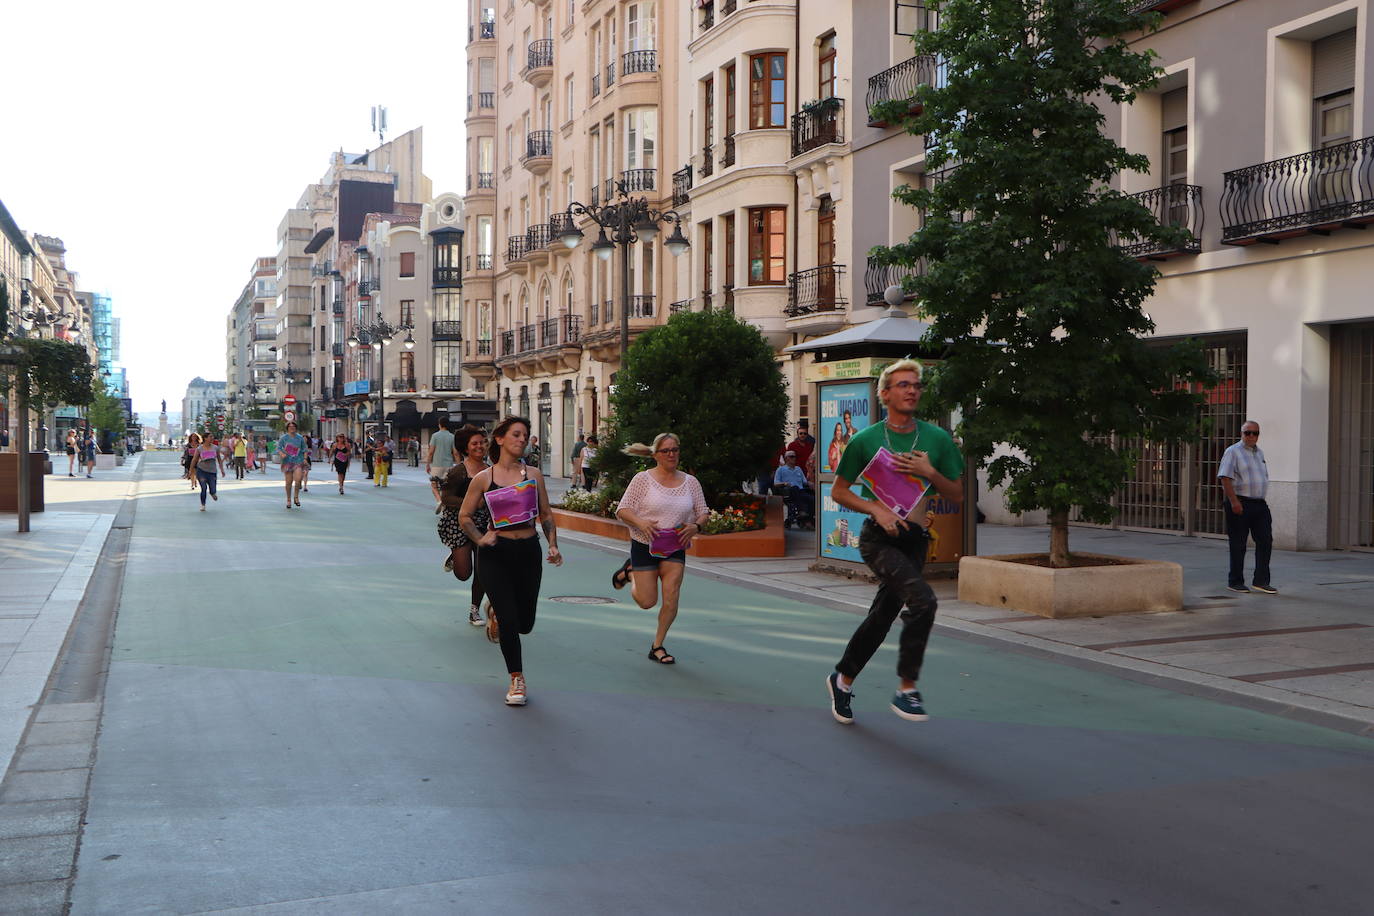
[554,498,786,558]
[958,552,1182,618]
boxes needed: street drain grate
[551,595,615,604]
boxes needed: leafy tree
[874,0,1214,566]
[595,310,788,502]
[87,387,127,440]
[0,337,96,414]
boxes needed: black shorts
[630,538,686,571]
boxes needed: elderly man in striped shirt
[1217,420,1276,595]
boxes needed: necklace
[883,417,920,455]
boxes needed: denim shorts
[630,538,686,570]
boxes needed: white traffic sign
[283,394,297,406]
[283,410,296,422]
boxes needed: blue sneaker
[826,673,854,725]
[891,689,929,722]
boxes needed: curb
[558,529,1374,739]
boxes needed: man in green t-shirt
[826,358,964,725]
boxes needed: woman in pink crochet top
[612,432,710,665]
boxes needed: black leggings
[471,549,486,609]
[478,536,543,673]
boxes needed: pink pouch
[650,527,683,558]
[484,478,539,528]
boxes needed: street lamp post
[347,319,414,438]
[555,179,690,357]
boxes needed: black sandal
[648,646,675,665]
[611,559,633,590]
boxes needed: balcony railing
[391,377,418,393]
[357,279,378,296]
[786,265,848,316]
[603,298,614,324]
[527,39,553,71]
[433,375,463,391]
[605,62,616,88]
[669,298,693,313]
[331,343,344,357]
[700,1,715,31]
[526,223,553,251]
[723,0,737,12]
[1221,136,1374,244]
[620,168,655,192]
[1114,184,1204,258]
[722,284,735,315]
[548,213,576,245]
[310,261,334,277]
[866,56,939,126]
[721,134,736,168]
[700,145,714,178]
[604,177,617,202]
[525,130,553,159]
[474,172,494,190]
[622,50,658,76]
[628,294,655,318]
[518,324,537,352]
[478,91,495,109]
[592,73,600,96]
[590,301,599,325]
[499,330,516,356]
[332,298,344,315]
[475,339,493,356]
[432,320,463,340]
[540,314,583,347]
[1132,0,1195,13]
[433,266,463,286]
[672,166,693,207]
[864,259,926,304]
[507,235,529,262]
[475,253,493,271]
[792,99,845,157]
[472,19,495,40]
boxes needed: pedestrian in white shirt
[1217,420,1276,594]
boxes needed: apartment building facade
[225,257,277,431]
[467,0,685,477]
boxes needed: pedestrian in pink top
[611,433,710,665]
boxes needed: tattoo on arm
[541,518,556,541]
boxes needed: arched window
[564,273,575,314]
[541,282,552,320]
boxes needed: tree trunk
[1049,509,1070,568]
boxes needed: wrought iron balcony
[310,261,334,277]
[864,259,926,304]
[475,254,493,271]
[672,166,693,207]
[603,298,614,324]
[786,265,848,316]
[792,99,845,157]
[475,339,493,356]
[506,235,529,262]
[391,377,418,393]
[331,342,344,357]
[476,172,494,189]
[605,62,615,88]
[628,294,655,318]
[589,300,599,325]
[722,284,735,315]
[433,266,463,287]
[700,1,715,31]
[1221,136,1374,244]
[526,223,553,251]
[1115,184,1204,259]
[700,145,714,178]
[332,298,344,315]
[548,213,576,245]
[357,279,378,296]
[499,330,516,356]
[721,134,736,168]
[866,56,939,127]
[524,130,553,160]
[620,168,655,192]
[518,324,537,352]
[527,39,553,71]
[669,298,692,313]
[723,0,737,12]
[592,73,600,96]
[432,375,463,391]
[539,314,583,347]
[432,320,462,340]
[622,50,657,76]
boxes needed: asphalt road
[69,453,1374,914]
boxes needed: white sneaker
[505,675,527,706]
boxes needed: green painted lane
[117,453,1371,752]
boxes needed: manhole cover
[551,595,615,604]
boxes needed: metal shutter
[1312,28,1356,99]
[1161,87,1188,132]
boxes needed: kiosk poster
[819,482,867,563]
[819,382,872,474]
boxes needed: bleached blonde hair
[623,432,680,458]
[878,358,924,391]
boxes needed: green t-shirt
[834,420,963,508]
[429,429,456,469]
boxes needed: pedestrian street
[65,453,1374,914]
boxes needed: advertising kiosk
[784,297,976,578]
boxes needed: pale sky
[1,1,467,419]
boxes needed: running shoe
[1227,584,1250,593]
[505,674,526,706]
[443,555,454,573]
[826,672,854,725]
[468,605,483,627]
[1252,584,1278,595]
[485,602,499,643]
[891,689,929,722]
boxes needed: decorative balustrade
[620,168,655,192]
[1115,184,1204,258]
[672,166,693,207]
[786,264,848,316]
[603,298,614,324]
[499,330,516,357]
[357,279,378,296]
[432,375,463,391]
[524,130,553,160]
[331,299,344,315]
[866,56,939,126]
[432,266,463,286]
[478,91,495,109]
[669,298,693,313]
[526,39,553,71]
[628,294,655,318]
[518,324,537,352]
[700,145,714,178]
[589,301,599,325]
[476,172,494,189]
[792,99,845,157]
[1221,136,1374,243]
[391,377,418,393]
[864,259,925,304]
[548,213,576,244]
[525,223,553,251]
[432,320,462,340]
[721,134,736,168]
[506,235,529,262]
[331,343,344,357]
[475,339,493,356]
[475,254,493,271]
[622,50,657,76]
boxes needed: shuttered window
[1312,29,1356,99]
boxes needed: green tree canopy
[88,387,127,438]
[595,310,788,502]
[877,0,1214,565]
[1,337,97,411]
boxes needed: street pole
[17,402,30,534]
[619,226,631,360]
